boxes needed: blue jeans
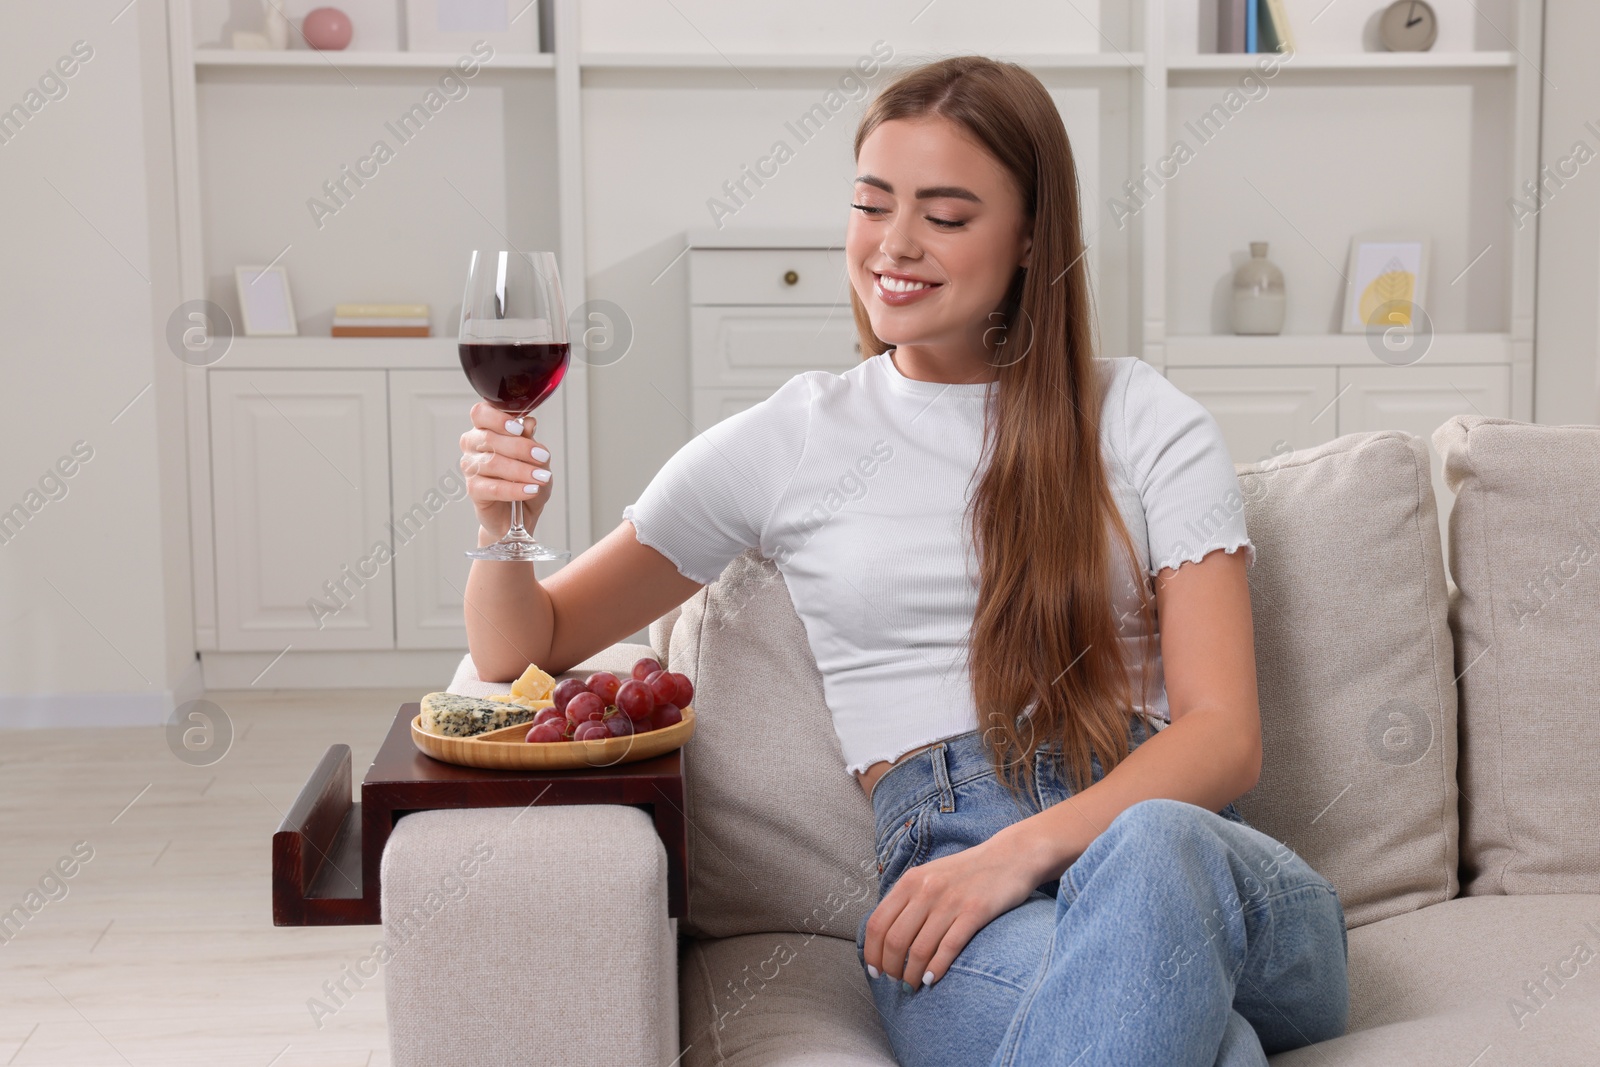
[854,718,1350,1067]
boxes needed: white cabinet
[1165,366,1342,464]
[686,238,858,426]
[388,372,481,651]
[209,366,574,657]
[1167,362,1512,579]
[387,370,569,650]
[209,370,394,652]
[1337,364,1511,569]
[1335,364,1512,437]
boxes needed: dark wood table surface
[272,703,688,926]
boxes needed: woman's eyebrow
[854,174,982,203]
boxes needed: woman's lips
[874,272,943,306]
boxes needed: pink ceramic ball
[302,7,352,50]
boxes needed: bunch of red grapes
[524,657,693,743]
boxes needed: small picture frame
[403,0,540,53]
[234,265,299,336]
[1341,234,1429,334]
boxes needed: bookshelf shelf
[1166,50,1516,72]
[1163,333,1514,367]
[193,49,554,69]
[577,51,1145,70]
[215,337,461,371]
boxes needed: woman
[459,55,1348,1067]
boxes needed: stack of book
[1218,0,1295,53]
[331,303,431,338]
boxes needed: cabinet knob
[783,270,799,286]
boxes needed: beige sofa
[380,416,1600,1066]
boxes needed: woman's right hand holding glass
[459,401,555,541]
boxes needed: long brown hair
[849,56,1157,806]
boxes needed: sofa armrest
[380,804,679,1067]
[447,640,662,698]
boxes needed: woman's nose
[878,218,921,263]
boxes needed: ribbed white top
[622,351,1256,777]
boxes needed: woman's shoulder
[1096,356,1228,484]
[700,371,817,443]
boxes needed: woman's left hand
[861,826,1047,991]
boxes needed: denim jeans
[854,718,1350,1067]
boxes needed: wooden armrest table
[272,703,688,926]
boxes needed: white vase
[262,0,290,49]
[1232,241,1286,335]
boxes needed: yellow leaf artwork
[1359,260,1416,327]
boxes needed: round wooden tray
[410,705,695,770]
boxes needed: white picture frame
[1341,233,1430,334]
[403,0,540,53]
[234,265,299,336]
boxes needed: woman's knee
[1106,797,1217,844]
[1068,798,1241,889]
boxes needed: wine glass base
[464,541,572,562]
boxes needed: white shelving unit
[1144,0,1539,576]
[164,0,1541,682]
[167,0,591,686]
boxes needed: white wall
[1534,0,1600,424]
[0,0,194,725]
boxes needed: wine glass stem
[507,498,529,541]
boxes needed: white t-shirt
[622,350,1256,777]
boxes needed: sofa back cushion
[660,550,879,941]
[665,430,1461,937]
[1432,415,1600,895]
[1231,431,1459,927]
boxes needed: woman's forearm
[463,523,555,682]
[999,708,1263,885]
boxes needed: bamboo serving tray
[410,705,695,770]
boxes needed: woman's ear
[1019,232,1033,271]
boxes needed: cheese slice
[420,692,538,738]
[510,663,557,702]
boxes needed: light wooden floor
[1,689,420,1066]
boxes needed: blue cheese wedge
[420,692,539,738]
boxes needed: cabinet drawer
[689,248,851,305]
[690,306,861,388]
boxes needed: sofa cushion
[680,933,895,1067]
[680,896,1600,1067]
[663,550,882,941]
[1269,894,1600,1065]
[1433,415,1600,896]
[1232,431,1459,927]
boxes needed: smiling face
[848,114,1033,379]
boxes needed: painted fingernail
[531,469,551,482]
[522,484,540,494]
[901,980,914,994]
[505,418,524,436]
[923,970,935,986]
[866,964,879,978]
[530,445,550,462]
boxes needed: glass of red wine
[459,250,572,562]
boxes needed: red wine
[459,342,569,415]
